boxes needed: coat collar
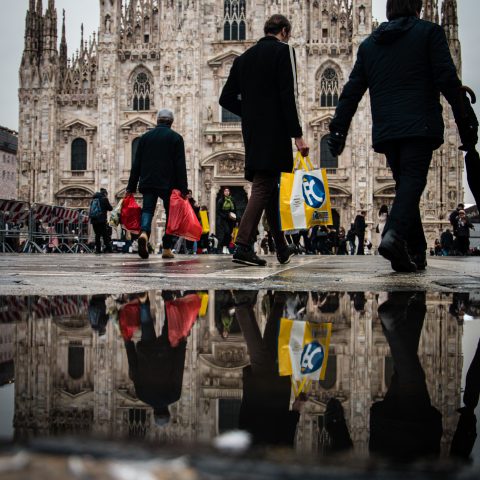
[258,35,281,43]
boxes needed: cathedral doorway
[215,186,248,221]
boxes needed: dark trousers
[141,190,173,249]
[92,222,111,253]
[236,172,288,251]
[356,233,365,255]
[382,139,434,254]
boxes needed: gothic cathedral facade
[18,0,463,243]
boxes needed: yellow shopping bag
[278,318,332,394]
[279,153,332,230]
[197,292,209,317]
[199,210,210,234]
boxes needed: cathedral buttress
[422,0,439,23]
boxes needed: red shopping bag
[165,294,202,347]
[119,301,140,341]
[166,189,202,241]
[121,193,141,233]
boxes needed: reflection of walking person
[220,14,308,267]
[234,291,303,446]
[123,292,187,427]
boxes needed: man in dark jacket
[89,188,113,254]
[354,211,367,255]
[126,109,188,260]
[328,0,478,272]
[220,14,309,267]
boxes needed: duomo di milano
[18,0,462,240]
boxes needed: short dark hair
[264,14,291,35]
[386,0,422,21]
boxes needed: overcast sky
[1,1,478,201]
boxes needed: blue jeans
[141,190,173,249]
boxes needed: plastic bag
[165,294,202,347]
[121,194,141,234]
[166,189,202,241]
[109,198,123,227]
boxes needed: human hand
[328,131,346,156]
[458,124,478,152]
[295,137,310,157]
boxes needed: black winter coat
[127,124,188,194]
[330,17,463,152]
[220,36,302,181]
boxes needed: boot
[162,248,175,259]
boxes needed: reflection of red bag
[166,189,202,241]
[119,301,140,341]
[165,294,202,347]
[121,194,141,233]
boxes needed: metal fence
[0,199,92,253]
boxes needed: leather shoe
[410,251,427,270]
[138,232,149,259]
[378,230,417,273]
[277,244,297,265]
[232,245,267,267]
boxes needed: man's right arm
[126,137,143,193]
[429,24,478,149]
[219,58,241,116]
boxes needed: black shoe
[410,251,427,270]
[138,232,149,259]
[277,244,297,265]
[232,245,267,267]
[378,230,417,273]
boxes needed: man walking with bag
[219,14,309,267]
[328,0,478,272]
[126,109,188,260]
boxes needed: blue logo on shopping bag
[302,175,326,209]
[300,341,324,374]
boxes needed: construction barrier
[0,199,92,253]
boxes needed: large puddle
[1,290,479,467]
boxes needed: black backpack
[89,197,103,221]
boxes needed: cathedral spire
[80,23,84,53]
[59,9,67,76]
[441,0,460,72]
[36,0,43,14]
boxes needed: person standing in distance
[328,0,478,272]
[126,109,188,260]
[219,14,309,267]
[89,187,113,254]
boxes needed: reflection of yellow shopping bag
[279,153,332,230]
[199,210,210,234]
[197,292,209,317]
[278,318,332,387]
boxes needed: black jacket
[90,192,112,224]
[354,214,366,234]
[220,36,302,181]
[127,124,188,194]
[330,17,464,151]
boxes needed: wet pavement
[1,285,480,478]
[0,253,479,295]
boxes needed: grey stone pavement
[0,252,479,295]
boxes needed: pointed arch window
[320,134,338,169]
[320,68,340,107]
[71,138,87,171]
[132,71,151,111]
[68,342,85,380]
[224,1,247,41]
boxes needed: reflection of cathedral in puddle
[12,291,463,454]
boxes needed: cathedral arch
[71,138,87,171]
[320,134,338,169]
[316,63,342,107]
[223,1,247,41]
[129,66,153,112]
[56,187,94,209]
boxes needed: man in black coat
[220,14,309,267]
[354,211,367,255]
[328,0,478,272]
[126,109,188,260]
[89,188,113,254]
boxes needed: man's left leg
[159,191,175,259]
[139,192,158,259]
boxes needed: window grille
[224,1,246,41]
[132,71,151,111]
[320,68,339,107]
[221,107,241,123]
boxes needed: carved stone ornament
[218,155,244,175]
